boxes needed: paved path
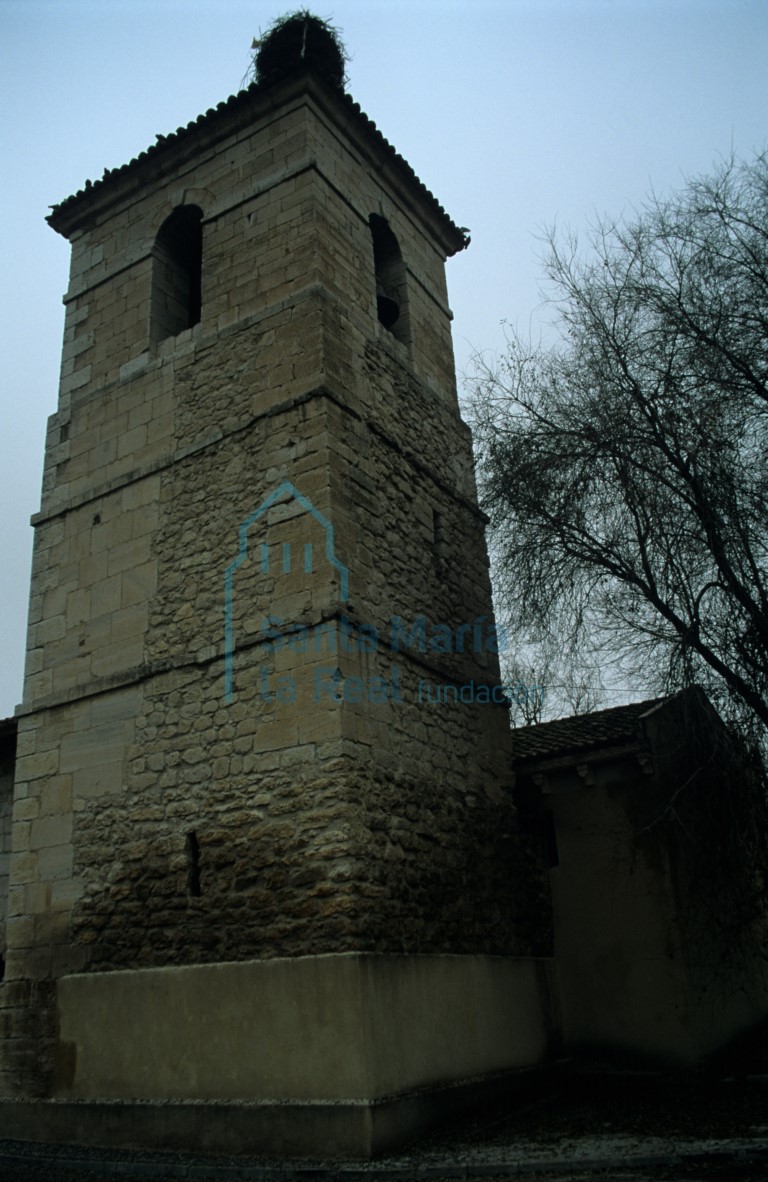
[1,1073,766,1180]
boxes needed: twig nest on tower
[254,11,347,89]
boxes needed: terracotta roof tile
[0,716,17,741]
[511,696,667,763]
[48,74,468,252]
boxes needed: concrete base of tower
[4,953,560,1158]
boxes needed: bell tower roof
[47,31,469,257]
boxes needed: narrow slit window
[185,831,202,897]
[432,509,445,568]
[369,214,410,345]
[151,205,203,345]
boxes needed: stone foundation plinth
[21,952,560,1156]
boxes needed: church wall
[546,759,695,1062]
[532,690,768,1065]
[641,693,768,1055]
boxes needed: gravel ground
[0,1071,766,1181]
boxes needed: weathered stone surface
[0,725,15,972]
[2,69,550,1099]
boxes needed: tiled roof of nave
[511,696,667,763]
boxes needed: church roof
[0,715,17,743]
[511,696,668,764]
[47,73,469,253]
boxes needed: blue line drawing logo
[224,480,349,703]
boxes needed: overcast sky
[1,0,766,717]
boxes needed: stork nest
[253,10,347,89]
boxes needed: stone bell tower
[1,15,554,1157]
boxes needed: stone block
[10,823,31,854]
[59,366,91,396]
[50,878,83,911]
[39,778,73,818]
[72,763,124,800]
[61,724,125,773]
[129,505,159,541]
[110,604,148,645]
[90,513,133,554]
[33,616,66,647]
[6,916,36,950]
[65,588,91,628]
[41,585,69,620]
[24,649,43,679]
[2,950,26,980]
[90,637,143,678]
[37,845,73,882]
[82,614,111,652]
[12,799,39,823]
[121,474,161,511]
[119,353,151,383]
[78,553,108,587]
[9,851,38,885]
[13,727,39,759]
[106,538,150,577]
[116,424,148,459]
[251,715,300,752]
[298,706,341,744]
[30,815,73,851]
[5,885,25,918]
[90,687,141,726]
[89,574,122,617]
[51,656,92,696]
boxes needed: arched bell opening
[150,204,203,345]
[369,213,410,346]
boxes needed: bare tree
[470,153,768,744]
[500,636,604,725]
